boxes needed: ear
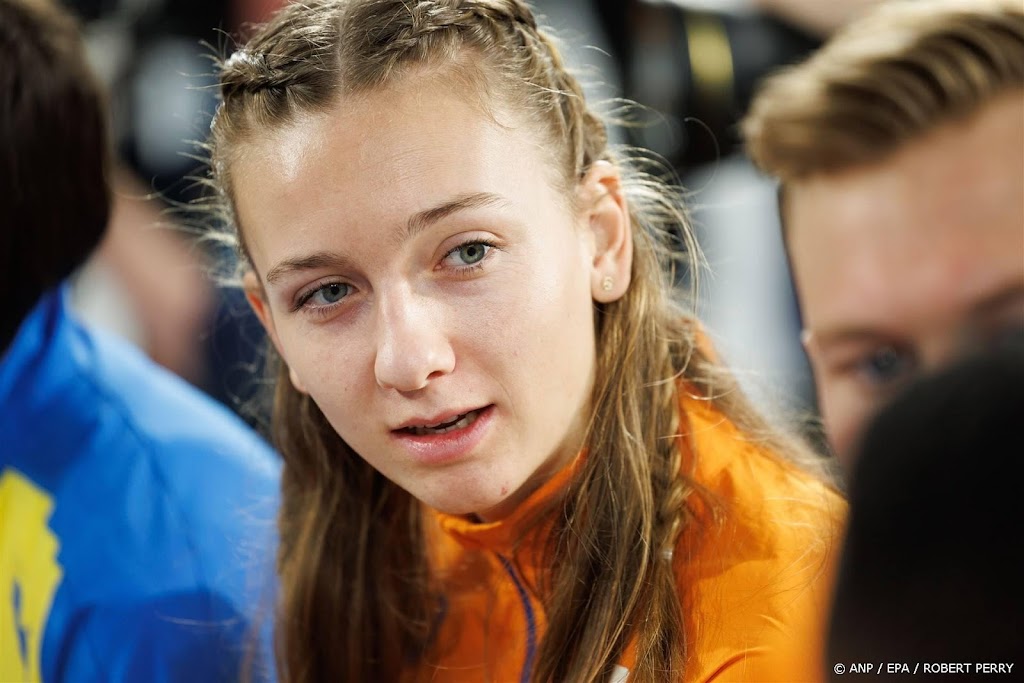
[243,270,308,394]
[578,160,632,303]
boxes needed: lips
[397,408,484,436]
[391,404,495,465]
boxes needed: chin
[428,497,492,518]
[405,466,516,518]
[419,487,507,519]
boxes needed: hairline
[776,85,1024,240]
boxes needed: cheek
[511,261,593,368]
[471,238,593,341]
[459,246,596,412]
[277,324,365,409]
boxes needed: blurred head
[828,342,1024,672]
[208,1,739,680]
[0,0,111,349]
[744,0,1024,469]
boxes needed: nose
[373,286,455,392]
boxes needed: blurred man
[743,0,1024,470]
[0,1,279,680]
[828,343,1024,678]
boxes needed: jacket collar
[433,451,584,557]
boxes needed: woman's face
[233,75,630,520]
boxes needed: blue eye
[855,345,916,388]
[444,241,492,267]
[456,243,488,264]
[306,282,350,307]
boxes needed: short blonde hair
[743,0,1024,181]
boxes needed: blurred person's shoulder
[2,282,280,548]
[65,284,281,525]
[81,296,281,514]
[66,286,273,458]
[1,285,280,681]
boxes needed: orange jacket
[414,393,846,682]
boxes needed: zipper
[497,554,536,683]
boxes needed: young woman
[206,1,844,680]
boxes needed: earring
[601,275,614,292]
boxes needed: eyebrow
[265,251,357,286]
[805,327,895,351]
[402,191,510,241]
[263,192,510,286]
[808,284,1024,349]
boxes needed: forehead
[786,93,1024,332]
[229,72,564,270]
[238,73,532,190]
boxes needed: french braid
[208,2,826,681]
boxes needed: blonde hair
[205,1,827,681]
[743,0,1024,181]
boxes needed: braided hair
[207,2,824,681]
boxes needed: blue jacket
[0,286,281,682]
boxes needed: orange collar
[433,452,584,556]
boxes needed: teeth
[409,409,480,436]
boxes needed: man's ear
[579,160,632,303]
[243,270,308,394]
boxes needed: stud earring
[601,276,614,292]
